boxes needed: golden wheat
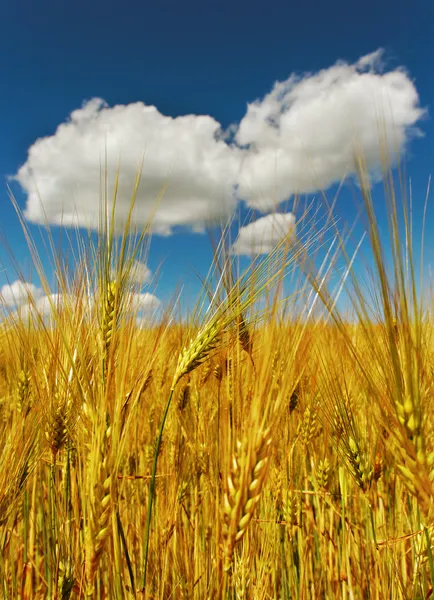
[222,428,272,572]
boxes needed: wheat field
[0,161,433,600]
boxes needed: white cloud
[13,99,242,234]
[2,293,73,326]
[9,290,161,326]
[11,50,424,229]
[0,281,43,307]
[33,293,67,314]
[235,49,425,208]
[16,293,70,321]
[110,260,152,285]
[231,213,296,255]
[129,292,162,326]
[129,260,152,284]
[129,292,161,314]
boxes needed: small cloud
[129,292,161,314]
[231,213,296,256]
[6,293,71,324]
[129,260,152,284]
[0,280,43,307]
[130,292,162,326]
[111,260,152,285]
[33,294,68,315]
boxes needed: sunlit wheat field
[0,151,433,600]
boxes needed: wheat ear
[16,367,31,416]
[222,429,272,572]
[172,320,220,388]
[85,451,112,596]
[45,390,73,462]
[101,280,118,364]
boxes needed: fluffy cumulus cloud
[231,213,296,255]
[235,50,425,207]
[0,282,80,322]
[129,261,152,284]
[110,260,152,284]
[13,99,242,235]
[32,294,68,315]
[7,289,161,325]
[129,292,162,326]
[4,293,71,324]
[129,292,161,314]
[12,49,424,230]
[0,280,43,307]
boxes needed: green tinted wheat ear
[222,429,272,572]
[172,320,221,388]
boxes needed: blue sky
[0,0,433,315]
